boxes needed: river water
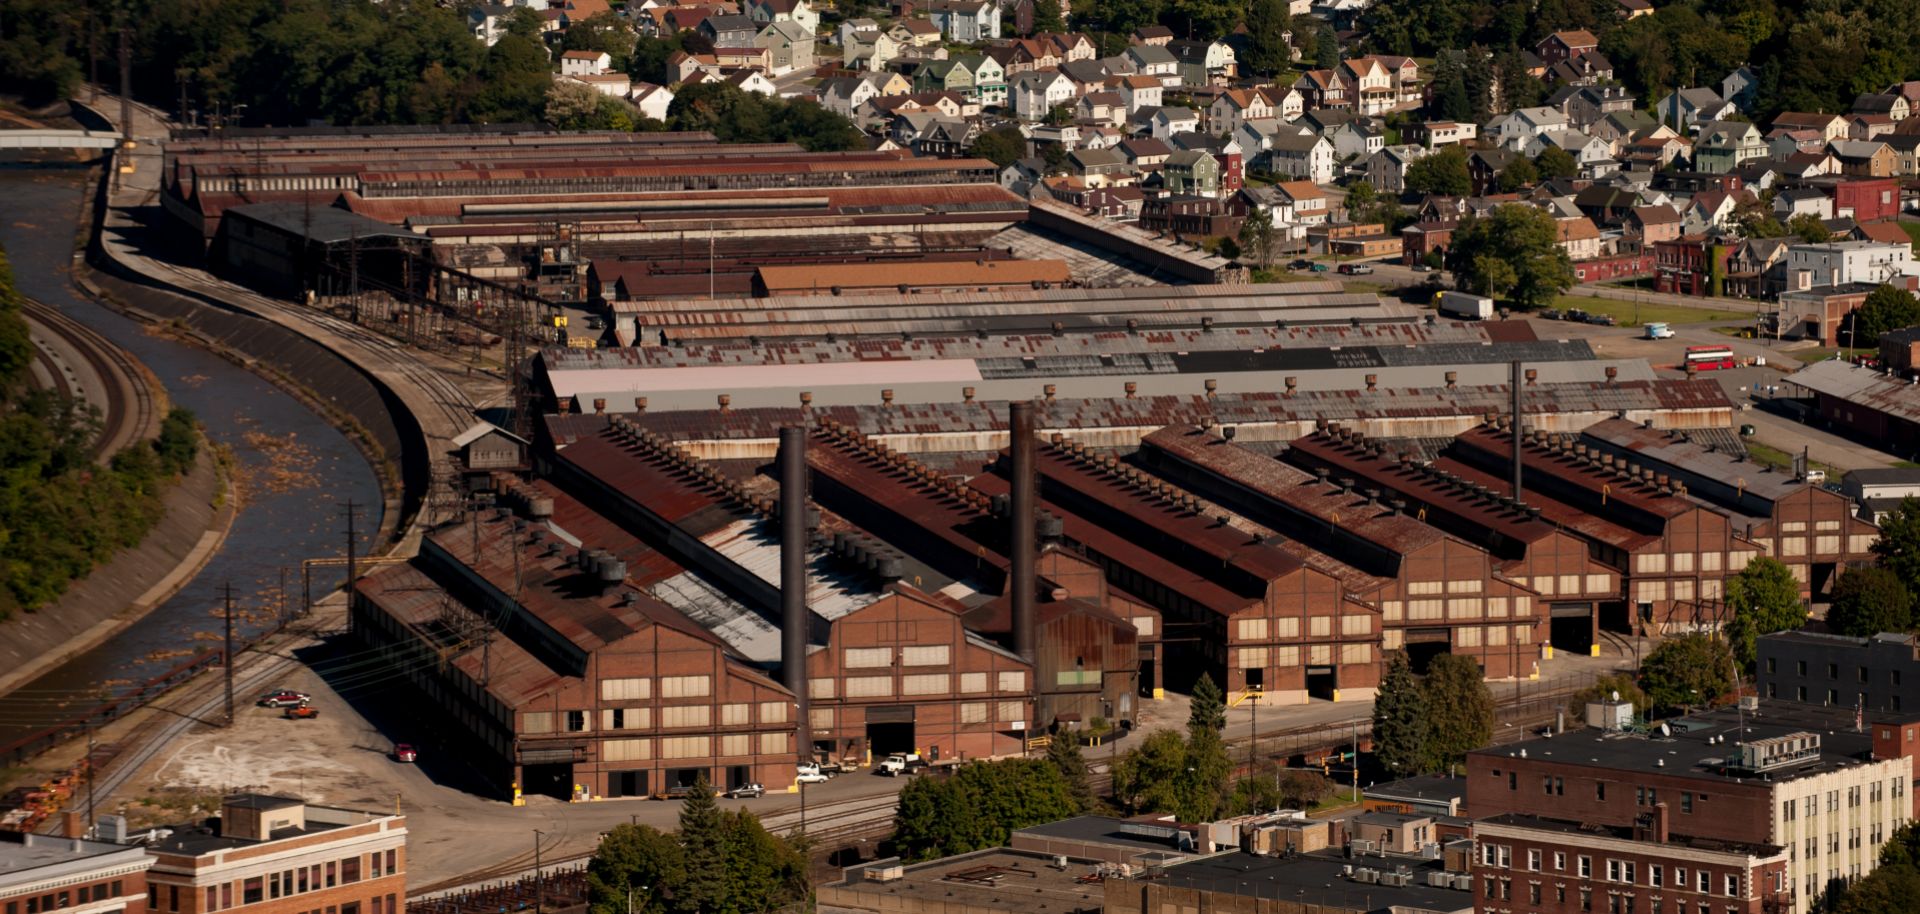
[0,166,383,743]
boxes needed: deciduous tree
[1419,653,1493,773]
[970,125,1028,167]
[1534,146,1578,180]
[1826,566,1914,637]
[1238,206,1282,269]
[1872,497,1920,585]
[1854,284,1920,346]
[1639,633,1734,714]
[1405,146,1471,196]
[1243,0,1294,77]
[1446,204,1574,308]
[1725,556,1805,669]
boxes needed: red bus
[1684,345,1738,371]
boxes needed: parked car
[724,783,766,799]
[795,764,830,784]
[284,704,319,720]
[1308,263,1330,273]
[1564,309,1589,323]
[1539,309,1561,321]
[257,690,310,708]
[1288,259,1314,270]
[1644,322,1674,339]
[1801,469,1828,485]
[1337,263,1374,275]
[393,743,418,763]
[657,784,696,800]
[878,753,928,776]
[1411,263,1433,273]
[1586,314,1617,326]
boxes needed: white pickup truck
[878,753,927,776]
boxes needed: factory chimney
[778,426,810,754]
[1010,400,1037,663]
[1510,361,1524,504]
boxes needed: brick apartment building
[1757,631,1919,712]
[1467,702,1920,914]
[144,797,406,914]
[1,832,152,914]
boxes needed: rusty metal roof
[1790,359,1920,424]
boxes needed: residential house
[1592,110,1665,154]
[744,0,818,32]
[1125,44,1181,81]
[890,19,943,46]
[1493,106,1570,150]
[1258,85,1305,121]
[665,50,716,84]
[1774,187,1836,221]
[1267,131,1336,184]
[630,83,674,121]
[1039,32,1097,61]
[1626,203,1682,243]
[1770,150,1837,180]
[1163,150,1222,196]
[1339,57,1398,116]
[468,5,512,46]
[1625,133,1690,169]
[1884,134,1920,176]
[1115,74,1163,114]
[1616,0,1653,18]
[1572,184,1642,227]
[914,57,976,97]
[1830,140,1897,177]
[1654,88,1731,133]
[1556,217,1604,261]
[966,54,1007,106]
[1785,240,1916,288]
[1119,137,1173,170]
[755,20,815,74]
[1139,194,1239,236]
[724,68,778,95]
[1364,144,1430,194]
[1077,91,1125,126]
[924,0,1000,41]
[1851,114,1897,142]
[1207,89,1272,134]
[1852,93,1910,123]
[1167,39,1236,86]
[1725,236,1792,298]
[1694,120,1767,173]
[1467,147,1518,194]
[1411,121,1478,148]
[843,29,899,70]
[838,17,880,45]
[1769,128,1829,160]
[1291,70,1346,110]
[559,50,613,76]
[1525,129,1613,170]
[1068,147,1130,188]
[1682,188,1744,234]
[1565,85,1634,130]
[564,72,631,97]
[1058,58,1111,93]
[1268,180,1331,235]
[711,46,771,70]
[1773,112,1849,143]
[1547,50,1614,87]
[1722,66,1758,111]
[1327,118,1386,159]
[1131,25,1173,46]
[1149,106,1200,140]
[700,14,760,48]
[1536,29,1598,68]
[1011,70,1076,121]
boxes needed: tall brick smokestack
[1511,361,1524,503]
[1010,401,1037,663]
[778,426,809,756]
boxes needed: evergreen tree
[1034,0,1066,33]
[1419,654,1493,773]
[1046,732,1095,813]
[1372,651,1427,777]
[1725,556,1805,669]
[1180,724,1232,821]
[1243,0,1294,76]
[1314,22,1339,69]
[1826,567,1914,637]
[675,778,726,913]
[1190,673,1227,734]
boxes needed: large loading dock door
[866,705,916,756]
[1549,603,1595,656]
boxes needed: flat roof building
[144,796,405,914]
[1756,630,1919,713]
[0,833,151,914]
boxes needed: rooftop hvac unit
[1381,873,1413,887]
[1355,869,1380,884]
[1454,874,1476,890]
[864,866,904,883]
[1427,871,1453,887]
[1739,695,1760,711]
[1352,839,1376,854]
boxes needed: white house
[564,73,631,98]
[1260,85,1305,121]
[1150,106,1200,139]
[1011,70,1077,122]
[924,0,999,42]
[842,29,898,71]
[1524,129,1612,167]
[745,0,819,33]
[725,69,779,96]
[838,17,879,46]
[1116,75,1162,114]
[1494,106,1571,150]
[1206,89,1273,135]
[559,50,612,76]
[1785,241,1917,288]
[1267,131,1336,184]
[630,83,674,122]
[755,20,815,75]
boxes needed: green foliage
[1238,206,1280,269]
[1446,204,1575,308]
[1110,728,1190,815]
[1034,0,1066,33]
[1831,823,1920,914]
[667,83,865,151]
[1189,672,1226,733]
[1371,651,1426,777]
[1405,146,1471,196]
[546,81,637,131]
[1314,23,1339,70]
[1639,633,1734,715]
[1497,156,1538,193]
[1088,0,1164,35]
[1826,567,1914,637]
[1278,769,1335,808]
[0,0,83,105]
[561,13,640,74]
[1788,213,1833,244]
[588,798,805,914]
[1872,497,1920,587]
[0,250,199,622]
[893,758,1079,859]
[1168,0,1240,40]
[1419,653,1493,773]
[1243,0,1294,77]
[630,33,692,85]
[1566,672,1648,721]
[1853,284,1920,346]
[969,125,1028,168]
[1533,146,1578,181]
[1045,731,1095,812]
[1725,556,1805,669]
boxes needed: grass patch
[1549,294,1748,327]
[1895,461,1920,469]
[1746,440,1841,479]
[1790,347,1874,364]
[1898,222,1920,250]
[1310,787,1363,814]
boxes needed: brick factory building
[0,832,152,914]
[143,796,406,914]
[1466,701,1920,914]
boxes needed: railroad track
[21,296,157,460]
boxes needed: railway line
[21,296,158,460]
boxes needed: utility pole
[85,724,96,837]
[340,500,360,633]
[223,582,236,726]
[113,24,131,192]
[532,829,546,914]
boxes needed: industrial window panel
[600,678,651,701]
[1486,597,1508,618]
[661,705,711,729]
[661,676,711,698]
[523,712,554,734]
[960,672,988,693]
[1274,645,1300,666]
[758,701,788,724]
[1446,579,1483,593]
[1446,599,1478,620]
[900,645,950,666]
[1456,628,1482,647]
[845,647,892,668]
[1382,601,1403,621]
[1487,626,1508,646]
[720,734,751,757]
[1381,630,1403,650]
[845,676,894,698]
[997,671,1025,692]
[902,674,949,695]
[721,704,750,726]
[1276,617,1301,638]
[1339,644,1369,665]
[998,701,1023,722]
[1309,616,1332,637]
[1238,647,1268,668]
[758,732,789,755]
[1309,644,1332,665]
[960,703,988,724]
[659,737,710,759]
[810,679,835,699]
[1131,616,1155,637]
[1237,618,1269,641]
